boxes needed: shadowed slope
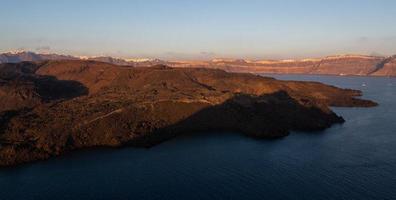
[0,62,88,112]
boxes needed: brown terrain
[0,60,377,166]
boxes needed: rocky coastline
[0,60,377,166]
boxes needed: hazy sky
[1,0,396,59]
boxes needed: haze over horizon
[1,0,396,60]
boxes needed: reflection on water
[0,75,395,200]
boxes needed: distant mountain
[1,51,395,76]
[86,56,132,66]
[0,51,169,67]
[0,51,78,63]
[85,57,168,67]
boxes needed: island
[0,60,377,166]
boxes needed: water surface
[0,75,395,200]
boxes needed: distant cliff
[170,55,396,77]
[1,51,395,76]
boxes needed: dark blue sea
[0,75,395,200]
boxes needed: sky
[1,0,396,60]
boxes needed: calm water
[0,75,395,200]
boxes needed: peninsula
[0,60,376,166]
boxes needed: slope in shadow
[0,62,89,112]
[128,91,344,147]
[33,75,89,101]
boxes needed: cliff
[171,55,396,76]
[1,52,396,76]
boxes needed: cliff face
[1,52,396,76]
[371,56,396,76]
[0,61,377,166]
[171,55,392,76]
[312,55,383,75]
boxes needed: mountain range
[1,51,395,76]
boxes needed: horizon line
[1,49,393,62]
